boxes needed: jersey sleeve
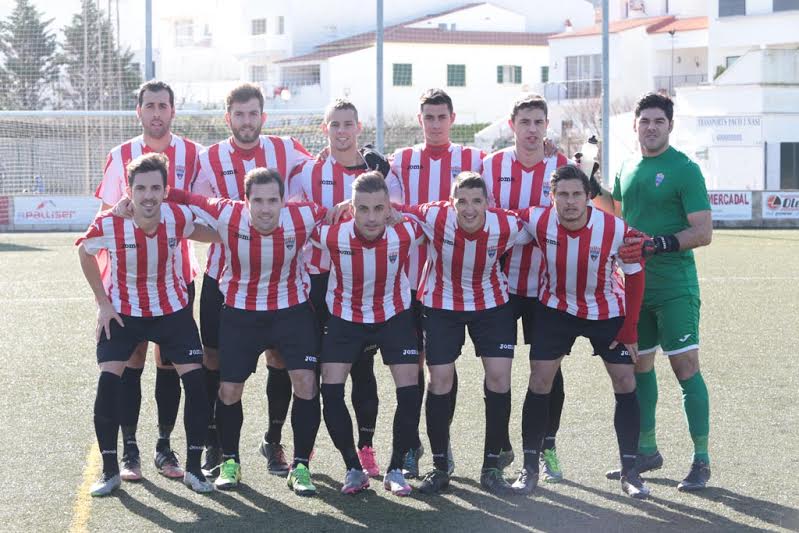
[175,205,196,239]
[386,168,405,203]
[287,161,309,201]
[95,151,125,205]
[679,161,711,214]
[289,137,313,173]
[310,224,329,250]
[481,154,497,207]
[192,152,219,198]
[616,224,644,275]
[76,215,111,255]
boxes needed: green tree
[0,0,60,109]
[59,0,141,110]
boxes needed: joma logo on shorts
[188,349,203,357]
[403,349,418,356]
[498,344,514,350]
[304,355,318,363]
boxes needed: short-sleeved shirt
[612,146,710,291]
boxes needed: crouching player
[512,165,650,498]
[312,172,425,496]
[77,153,218,496]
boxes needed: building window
[281,65,321,86]
[250,65,267,82]
[497,65,522,84]
[774,0,799,11]
[725,55,740,68]
[564,54,602,98]
[276,16,285,35]
[447,64,466,87]
[541,66,549,83]
[781,142,799,189]
[252,18,267,35]
[719,0,745,16]
[393,63,412,86]
[174,19,193,47]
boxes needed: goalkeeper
[592,92,713,492]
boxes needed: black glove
[360,144,391,178]
[642,234,680,258]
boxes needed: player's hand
[360,144,391,178]
[111,197,134,219]
[386,207,403,226]
[96,301,124,342]
[543,138,557,158]
[326,200,351,224]
[618,229,648,263]
[315,146,330,161]
[609,340,639,364]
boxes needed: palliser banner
[707,191,752,221]
[14,196,100,227]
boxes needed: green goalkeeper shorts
[638,287,701,356]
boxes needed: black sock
[449,369,459,425]
[180,368,209,474]
[95,372,121,475]
[118,367,142,454]
[216,398,243,464]
[410,367,426,449]
[265,366,291,444]
[204,366,220,448]
[321,383,361,470]
[615,390,640,475]
[155,367,181,452]
[389,385,421,471]
[425,391,450,472]
[483,386,510,470]
[291,393,321,468]
[522,389,550,473]
[351,353,379,449]
[543,368,565,452]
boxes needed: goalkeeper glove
[359,144,391,178]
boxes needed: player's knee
[203,347,219,369]
[670,350,699,380]
[428,367,454,395]
[218,382,243,405]
[291,370,318,400]
[98,361,126,376]
[529,370,554,394]
[610,371,637,394]
[127,343,148,367]
[484,372,510,394]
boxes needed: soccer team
[77,80,713,501]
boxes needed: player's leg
[152,347,183,479]
[117,341,147,481]
[199,273,223,476]
[402,292,428,479]
[468,303,516,496]
[261,349,292,475]
[350,348,380,476]
[660,292,710,491]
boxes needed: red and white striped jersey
[520,206,642,320]
[176,190,325,311]
[77,203,195,317]
[311,219,424,323]
[390,143,485,291]
[404,201,527,311]
[193,135,312,279]
[95,134,203,284]
[482,148,569,297]
[288,154,403,274]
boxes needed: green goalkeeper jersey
[612,146,710,292]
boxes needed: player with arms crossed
[511,165,649,498]
[289,98,396,479]
[192,83,312,477]
[595,92,713,491]
[312,172,424,496]
[78,153,218,496]
[95,80,203,482]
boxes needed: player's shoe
[540,448,563,483]
[497,448,515,470]
[383,468,412,497]
[214,459,242,490]
[677,460,711,492]
[418,469,450,495]
[287,464,317,497]
[511,467,538,495]
[606,450,664,480]
[259,440,290,476]
[120,449,143,481]
[90,472,121,497]
[357,446,380,477]
[341,468,370,495]
[401,444,424,479]
[154,448,184,479]
[183,470,214,494]
[621,470,651,499]
[480,467,514,496]
[201,446,222,478]
[447,443,456,476]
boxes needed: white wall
[405,3,525,31]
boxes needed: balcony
[543,79,602,102]
[653,74,708,95]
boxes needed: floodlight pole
[376,0,385,152]
[601,0,610,185]
[145,0,154,79]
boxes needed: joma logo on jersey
[222,169,236,176]
[168,237,178,249]
[235,232,251,241]
[321,179,336,185]
[285,237,295,250]
[389,252,398,263]
[123,243,138,249]
[589,245,601,261]
[499,176,514,182]
[443,238,455,246]
[407,165,424,170]
[545,238,559,246]
[338,250,353,256]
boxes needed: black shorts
[510,293,538,345]
[321,310,419,366]
[199,274,224,349]
[422,303,516,365]
[309,272,331,332]
[530,302,633,364]
[187,280,196,308]
[218,302,319,383]
[410,290,424,353]
[96,305,203,365]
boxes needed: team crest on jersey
[451,167,462,178]
[655,172,665,187]
[175,165,186,180]
[389,251,398,263]
[589,245,601,261]
[487,245,500,258]
[543,184,551,197]
[285,236,296,250]
[168,237,178,249]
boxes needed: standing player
[312,172,424,496]
[166,169,327,495]
[598,93,713,491]
[481,94,570,483]
[288,98,396,478]
[400,172,528,496]
[78,153,217,496]
[191,83,312,476]
[95,80,202,482]
[389,88,485,478]
[511,165,650,498]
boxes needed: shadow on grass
[691,486,799,530]
[0,242,47,252]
